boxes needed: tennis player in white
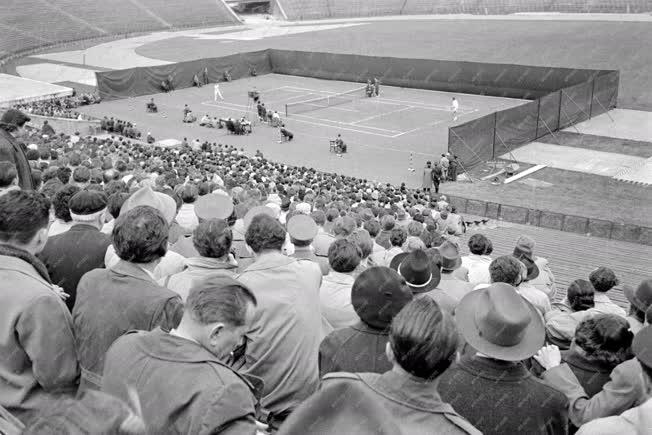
[214,83,224,101]
[451,97,459,121]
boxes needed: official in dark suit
[73,206,183,393]
[39,190,111,311]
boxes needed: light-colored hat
[121,186,176,224]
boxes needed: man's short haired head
[363,219,381,238]
[107,193,130,220]
[333,216,356,238]
[180,183,199,204]
[72,166,91,184]
[193,219,232,259]
[52,184,81,222]
[112,206,169,263]
[245,213,285,253]
[57,166,71,184]
[328,239,361,273]
[346,229,373,259]
[406,221,423,237]
[325,208,340,223]
[389,227,407,247]
[380,214,395,231]
[185,276,257,360]
[388,297,458,380]
[574,314,633,367]
[310,210,326,226]
[468,233,493,255]
[0,161,18,188]
[567,279,595,312]
[589,267,619,293]
[489,255,522,286]
[0,190,50,252]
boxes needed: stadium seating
[0,0,238,61]
[278,0,652,20]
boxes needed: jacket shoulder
[322,372,364,382]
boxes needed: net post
[285,104,288,117]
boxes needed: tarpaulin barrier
[449,114,496,169]
[590,71,619,117]
[96,51,271,100]
[559,80,594,129]
[536,91,561,138]
[97,49,619,170]
[493,100,539,158]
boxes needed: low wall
[27,113,101,136]
[448,195,652,246]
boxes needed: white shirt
[461,254,492,286]
[452,100,459,110]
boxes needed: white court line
[290,112,400,133]
[390,119,445,138]
[351,105,414,125]
[286,116,398,138]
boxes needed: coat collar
[364,369,453,412]
[351,321,388,335]
[242,251,296,272]
[110,260,157,283]
[67,224,101,233]
[324,271,356,285]
[0,254,52,289]
[458,354,531,381]
[183,256,237,271]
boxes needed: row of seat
[280,0,651,20]
[0,0,239,60]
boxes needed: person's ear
[385,341,395,364]
[208,323,224,347]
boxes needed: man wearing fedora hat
[319,266,413,376]
[437,241,474,303]
[438,283,568,435]
[624,279,652,334]
[390,249,457,313]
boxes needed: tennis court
[78,73,526,186]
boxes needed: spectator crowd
[0,107,650,434]
[14,93,100,120]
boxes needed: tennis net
[285,86,366,116]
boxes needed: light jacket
[320,271,359,330]
[0,254,79,424]
[576,397,652,435]
[162,257,237,301]
[236,252,322,415]
[460,254,492,286]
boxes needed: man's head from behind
[193,219,232,259]
[489,255,523,286]
[633,326,652,399]
[589,267,619,293]
[0,161,18,188]
[112,206,168,264]
[387,297,457,380]
[0,190,51,254]
[183,276,257,360]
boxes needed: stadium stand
[0,0,239,62]
[277,0,652,20]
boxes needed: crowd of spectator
[100,116,142,139]
[13,93,100,120]
[0,106,650,434]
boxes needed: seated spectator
[363,218,385,253]
[102,192,130,235]
[320,266,412,376]
[72,166,91,188]
[587,267,626,317]
[73,206,184,392]
[438,283,568,435]
[199,114,211,126]
[574,325,652,434]
[332,215,356,239]
[437,240,474,303]
[0,190,79,424]
[288,214,329,275]
[48,184,81,236]
[236,213,322,427]
[279,125,293,142]
[346,228,374,272]
[176,183,199,231]
[146,98,157,113]
[370,226,406,267]
[102,276,259,434]
[546,279,599,349]
[0,161,19,197]
[514,255,551,316]
[321,239,362,330]
[163,219,237,301]
[322,297,480,434]
[461,233,493,286]
[146,132,155,144]
[624,279,652,334]
[375,215,395,249]
[40,120,55,137]
[513,235,556,298]
[39,190,111,311]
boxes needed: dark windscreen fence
[96,49,618,169]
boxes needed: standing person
[102,276,259,435]
[0,190,79,424]
[448,155,460,181]
[193,73,201,88]
[431,162,443,194]
[422,161,433,193]
[440,153,449,181]
[451,97,459,121]
[0,109,33,189]
[373,77,380,96]
[202,66,209,85]
[214,83,224,101]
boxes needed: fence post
[491,112,498,159]
[589,79,596,118]
[557,90,563,130]
[535,97,541,139]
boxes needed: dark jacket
[0,129,33,189]
[319,322,391,377]
[72,261,183,392]
[322,370,480,434]
[560,350,617,398]
[438,355,569,435]
[38,225,111,311]
[102,328,258,435]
